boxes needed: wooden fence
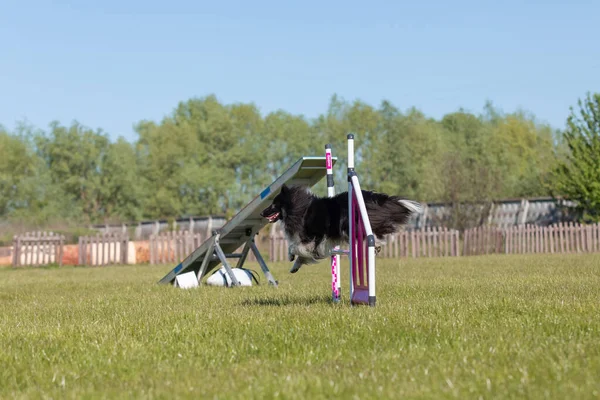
[463,222,600,256]
[10,222,600,268]
[148,231,264,265]
[462,226,505,256]
[12,232,65,267]
[149,231,203,264]
[78,233,130,266]
[269,227,461,262]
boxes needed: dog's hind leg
[373,235,386,256]
[289,254,319,273]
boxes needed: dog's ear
[280,184,288,195]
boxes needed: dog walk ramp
[158,156,337,287]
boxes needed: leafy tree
[364,103,445,201]
[312,95,382,195]
[0,123,71,223]
[135,117,207,219]
[0,93,580,231]
[0,127,37,216]
[99,137,144,222]
[262,110,316,182]
[34,121,111,222]
[437,111,499,229]
[550,92,600,222]
[487,108,557,198]
[224,102,266,212]
[135,95,266,218]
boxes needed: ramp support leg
[196,237,216,282]
[250,239,278,286]
[235,241,252,269]
[213,234,241,287]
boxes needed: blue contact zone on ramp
[260,187,271,199]
[173,263,183,274]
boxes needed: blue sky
[1,0,598,142]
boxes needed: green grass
[1,254,599,399]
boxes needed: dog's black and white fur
[260,184,421,273]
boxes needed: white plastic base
[175,271,199,289]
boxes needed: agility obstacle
[158,156,337,288]
[326,134,377,307]
[158,134,376,306]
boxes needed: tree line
[1,92,599,233]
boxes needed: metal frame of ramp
[158,156,338,287]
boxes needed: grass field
[1,254,599,399]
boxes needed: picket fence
[12,232,65,267]
[10,222,600,268]
[147,231,261,265]
[463,222,600,256]
[268,227,462,262]
[78,233,130,266]
[149,231,204,264]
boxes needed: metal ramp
[158,156,337,287]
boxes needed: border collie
[260,184,421,273]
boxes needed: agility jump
[326,134,377,306]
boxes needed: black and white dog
[260,184,421,273]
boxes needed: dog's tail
[398,199,422,214]
[364,194,422,238]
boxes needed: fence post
[126,233,130,264]
[149,234,154,265]
[83,235,88,265]
[166,231,171,263]
[113,233,118,264]
[58,235,64,267]
[157,232,162,264]
[592,223,600,252]
[482,226,488,255]
[175,231,180,263]
[12,235,19,267]
[455,230,460,256]
[78,236,82,265]
[569,222,574,253]
[577,223,583,253]
[443,227,448,257]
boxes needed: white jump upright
[326,134,376,307]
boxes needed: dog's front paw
[289,259,303,273]
[288,247,296,262]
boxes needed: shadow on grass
[240,294,331,307]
